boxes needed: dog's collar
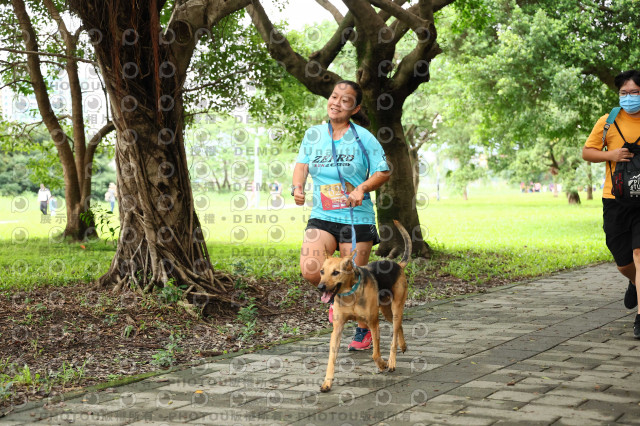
[336,271,361,297]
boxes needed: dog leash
[328,121,370,263]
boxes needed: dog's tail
[393,220,412,269]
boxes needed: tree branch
[377,0,409,23]
[342,0,386,39]
[43,0,71,47]
[315,0,344,23]
[0,79,30,90]
[389,0,445,101]
[389,4,419,45]
[43,0,88,188]
[0,48,96,65]
[309,11,356,69]
[85,121,115,166]
[247,0,342,98]
[369,0,428,35]
[168,0,253,82]
[582,65,616,91]
[11,0,85,210]
[181,66,256,93]
[432,0,456,13]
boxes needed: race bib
[320,181,355,210]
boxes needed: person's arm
[347,170,391,207]
[292,163,309,206]
[582,146,633,163]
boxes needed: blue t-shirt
[295,122,389,225]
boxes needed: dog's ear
[324,250,331,260]
[341,257,354,271]
[349,249,357,258]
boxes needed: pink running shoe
[348,327,372,351]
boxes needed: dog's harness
[328,121,370,265]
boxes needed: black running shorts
[603,198,640,266]
[305,218,380,246]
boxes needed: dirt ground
[0,270,512,415]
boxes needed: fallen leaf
[507,381,516,386]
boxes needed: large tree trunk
[567,191,581,204]
[70,0,244,304]
[370,111,430,258]
[406,126,421,195]
[101,100,221,293]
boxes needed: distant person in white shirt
[37,184,51,215]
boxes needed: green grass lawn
[422,185,609,282]
[0,185,611,291]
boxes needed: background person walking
[37,183,51,215]
[106,182,117,212]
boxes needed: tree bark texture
[69,0,250,304]
[567,191,581,204]
[586,163,593,200]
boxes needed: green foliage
[186,115,297,194]
[0,151,39,196]
[0,358,89,401]
[80,205,119,243]
[280,322,298,335]
[103,313,118,326]
[428,0,636,195]
[50,361,87,387]
[282,285,303,308]
[12,364,37,387]
[237,297,258,341]
[151,334,182,368]
[183,10,282,124]
[158,279,184,304]
[237,298,257,324]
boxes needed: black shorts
[305,218,380,245]
[603,198,640,266]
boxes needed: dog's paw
[320,382,332,393]
[376,359,388,371]
[388,360,396,372]
[400,344,407,353]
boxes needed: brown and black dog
[317,220,411,392]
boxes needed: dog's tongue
[320,292,332,303]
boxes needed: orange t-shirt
[584,109,640,199]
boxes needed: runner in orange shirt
[583,70,640,339]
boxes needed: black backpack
[602,107,640,205]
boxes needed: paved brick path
[4,263,640,425]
